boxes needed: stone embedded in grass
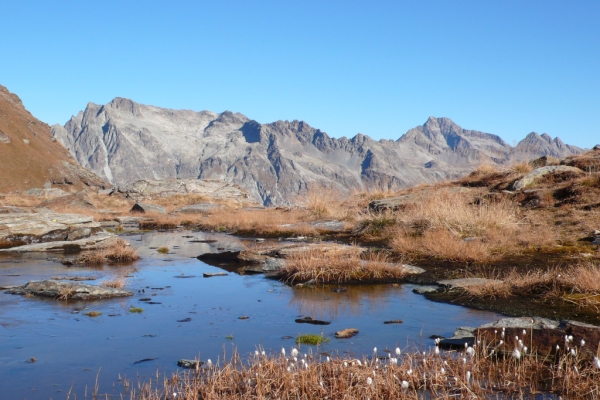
[335,328,359,339]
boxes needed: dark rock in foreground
[5,280,133,300]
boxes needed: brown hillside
[0,85,107,193]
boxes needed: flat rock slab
[437,278,502,289]
[335,328,359,338]
[0,212,100,242]
[5,280,133,300]
[203,272,228,278]
[24,188,69,198]
[0,206,26,214]
[511,165,583,190]
[51,276,98,281]
[172,203,220,214]
[0,232,117,253]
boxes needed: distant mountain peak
[50,98,585,205]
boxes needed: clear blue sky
[1,0,598,148]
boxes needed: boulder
[438,327,476,349]
[529,155,559,168]
[511,165,584,190]
[0,131,11,143]
[66,227,92,241]
[369,194,417,212]
[5,280,133,300]
[130,202,166,214]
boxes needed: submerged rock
[295,316,331,325]
[335,328,359,338]
[5,280,133,300]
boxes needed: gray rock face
[437,278,503,289]
[24,188,69,198]
[511,165,584,190]
[6,280,132,300]
[52,99,585,206]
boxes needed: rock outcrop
[5,280,132,300]
[52,98,584,205]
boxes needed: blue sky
[1,1,598,148]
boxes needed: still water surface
[0,231,504,399]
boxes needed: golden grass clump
[124,341,600,400]
[57,284,76,300]
[79,239,139,265]
[389,189,523,261]
[101,275,127,289]
[511,161,534,174]
[281,246,408,284]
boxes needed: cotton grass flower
[401,380,409,389]
[581,339,586,347]
[366,377,373,385]
[512,348,521,360]
[291,348,298,357]
[593,356,600,369]
[395,347,401,356]
[281,348,286,357]
[466,347,475,357]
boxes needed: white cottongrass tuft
[512,348,521,360]
[291,348,298,357]
[401,380,409,389]
[395,347,401,356]
[434,346,440,355]
[466,347,475,357]
[594,356,600,369]
[373,347,377,353]
[366,377,373,385]
[581,339,586,347]
[207,359,213,368]
[281,348,286,357]
[466,371,471,384]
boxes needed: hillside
[0,85,107,193]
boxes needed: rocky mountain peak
[50,99,585,205]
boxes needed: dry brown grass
[0,193,42,208]
[464,262,600,306]
[57,284,76,300]
[511,161,534,174]
[122,341,600,400]
[281,246,408,284]
[387,189,529,261]
[79,239,139,265]
[101,275,127,289]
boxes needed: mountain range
[50,98,584,205]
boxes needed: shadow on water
[0,230,504,398]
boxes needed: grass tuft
[295,333,329,345]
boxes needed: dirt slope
[0,85,107,193]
